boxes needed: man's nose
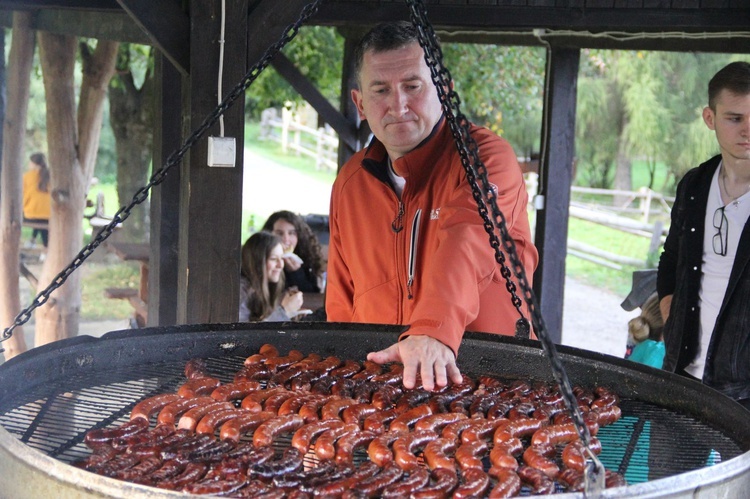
[389,89,408,114]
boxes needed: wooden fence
[259,107,338,172]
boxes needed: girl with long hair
[22,152,51,247]
[240,231,303,321]
[262,211,326,292]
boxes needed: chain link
[406,0,605,488]
[1,0,324,351]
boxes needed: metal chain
[406,0,605,491]
[0,0,324,351]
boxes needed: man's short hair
[353,21,420,86]
[708,61,750,110]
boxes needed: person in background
[657,61,750,410]
[22,152,51,248]
[625,292,665,369]
[262,211,326,293]
[326,21,538,391]
[239,231,304,322]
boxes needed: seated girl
[625,292,665,369]
[262,211,326,293]
[239,231,304,321]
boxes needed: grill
[1,322,749,497]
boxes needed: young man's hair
[708,61,750,111]
[353,21,420,86]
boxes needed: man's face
[351,42,443,160]
[703,89,750,162]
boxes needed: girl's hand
[281,289,304,315]
[282,252,303,271]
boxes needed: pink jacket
[326,119,538,355]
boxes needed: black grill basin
[0,322,748,498]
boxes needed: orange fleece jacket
[326,119,538,355]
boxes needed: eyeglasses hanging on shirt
[713,206,728,256]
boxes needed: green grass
[81,262,140,321]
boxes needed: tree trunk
[35,33,118,348]
[0,12,36,360]
[613,138,633,207]
[109,66,153,243]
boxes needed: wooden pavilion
[1,0,749,342]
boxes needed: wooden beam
[337,28,370,169]
[177,0,247,325]
[533,47,580,345]
[115,0,190,75]
[148,53,182,327]
[19,9,149,44]
[270,52,357,151]
[245,0,317,71]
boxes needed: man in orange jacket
[326,21,538,391]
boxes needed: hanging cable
[218,0,227,137]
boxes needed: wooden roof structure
[1,0,749,342]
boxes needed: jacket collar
[361,116,447,190]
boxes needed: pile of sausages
[76,345,627,497]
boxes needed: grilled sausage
[157,396,215,427]
[311,461,379,497]
[410,468,459,498]
[210,381,262,401]
[314,423,360,461]
[321,397,359,420]
[351,463,404,497]
[453,467,490,499]
[367,431,405,467]
[335,430,378,466]
[84,418,149,448]
[561,437,602,472]
[253,414,305,447]
[329,359,362,378]
[414,412,467,434]
[393,430,436,472]
[423,437,457,471]
[177,401,234,431]
[381,467,431,498]
[487,467,522,498]
[219,411,275,442]
[455,439,489,471]
[389,404,433,433]
[342,403,379,427]
[291,419,346,453]
[522,443,559,478]
[184,358,208,379]
[130,394,182,422]
[517,465,555,494]
[195,408,249,435]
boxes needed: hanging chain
[406,0,605,492]
[0,0,324,352]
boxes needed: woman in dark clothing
[262,211,326,293]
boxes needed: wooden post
[533,47,580,344]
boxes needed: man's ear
[351,89,366,121]
[703,106,716,130]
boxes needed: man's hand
[367,335,463,391]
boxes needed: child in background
[22,152,51,247]
[625,292,665,369]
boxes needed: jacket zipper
[407,209,422,299]
[392,202,404,233]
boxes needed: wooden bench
[104,287,147,328]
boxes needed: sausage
[487,467,522,498]
[393,430,435,472]
[149,459,186,483]
[351,360,383,381]
[264,390,301,414]
[353,381,383,403]
[351,463,404,497]
[410,468,459,498]
[291,419,346,453]
[593,404,622,426]
[522,443,559,478]
[311,461,379,497]
[126,429,191,459]
[210,381,262,401]
[442,419,477,443]
[177,376,221,398]
[476,375,505,394]
[226,441,276,465]
[606,470,628,488]
[184,358,208,379]
[414,412,467,434]
[299,395,337,422]
[489,436,523,470]
[154,461,209,490]
[195,408,249,435]
[371,385,403,410]
[183,478,247,495]
[389,404,432,433]
[289,369,329,392]
[254,447,304,479]
[321,397,359,420]
[557,468,584,492]
[177,401,234,431]
[329,359,362,378]
[331,378,357,398]
[239,386,289,412]
[506,401,536,421]
[461,418,511,444]
[381,467,430,498]
[453,467,490,499]
[263,349,305,371]
[342,403,379,427]
[454,439,488,471]
[367,431,405,467]
[182,439,235,462]
[423,437,457,471]
[157,396,215,427]
[130,394,182,422]
[234,363,272,382]
[84,418,149,448]
[116,455,163,482]
[314,423,360,461]
[494,417,547,445]
[530,416,599,447]
[370,363,404,385]
[113,422,174,450]
[244,343,280,365]
[219,411,275,442]
[253,414,305,447]
[91,453,140,477]
[516,465,555,494]
[268,365,308,388]
[74,444,117,470]
[561,437,602,472]
[363,407,401,433]
[159,433,216,461]
[335,429,378,466]
[278,393,326,416]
